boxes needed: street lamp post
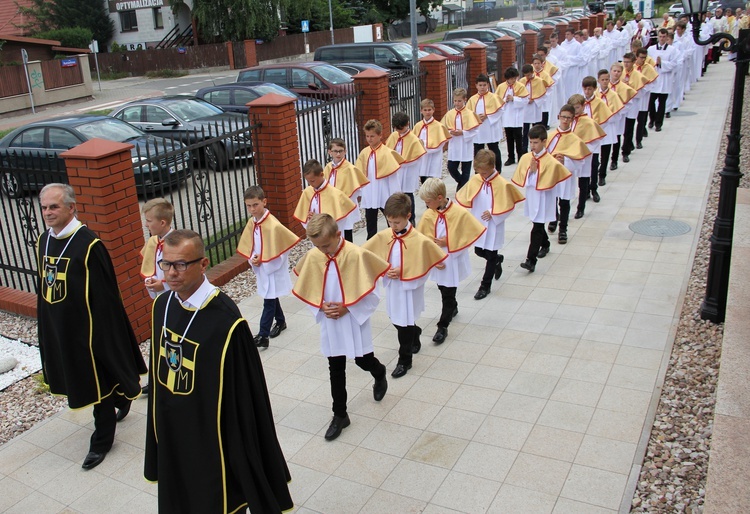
[682,0,748,323]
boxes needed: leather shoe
[655,126,662,132]
[520,259,536,272]
[643,129,648,137]
[558,231,568,244]
[592,191,601,203]
[141,383,150,395]
[537,246,550,259]
[474,288,490,300]
[636,142,643,149]
[574,210,584,219]
[254,335,269,348]
[665,111,671,118]
[269,322,287,338]
[599,177,606,186]
[82,451,107,470]
[503,158,515,166]
[623,154,630,163]
[548,221,557,233]
[610,162,618,170]
[494,254,504,280]
[373,376,388,401]
[648,121,654,129]
[391,363,411,378]
[324,415,350,441]
[433,327,448,344]
[116,401,131,422]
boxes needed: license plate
[168,162,185,174]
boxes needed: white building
[106,0,193,51]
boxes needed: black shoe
[574,210,584,219]
[141,384,150,395]
[520,259,536,272]
[665,112,671,118]
[537,246,550,259]
[636,142,643,149]
[433,327,448,344]
[269,322,287,338]
[655,126,662,132]
[610,162,618,170]
[494,255,504,280]
[648,121,654,129]
[82,451,107,470]
[623,154,630,163]
[592,191,601,203]
[643,129,648,137]
[558,231,568,244]
[324,415,351,441]
[254,335,269,348]
[599,177,606,186]
[474,288,490,300]
[373,376,388,401]
[391,363,411,378]
[116,401,131,422]
[548,221,557,233]
[503,158,516,166]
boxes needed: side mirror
[308,83,320,91]
[162,118,179,126]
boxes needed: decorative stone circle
[0,357,18,374]
[629,218,692,237]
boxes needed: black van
[314,42,425,72]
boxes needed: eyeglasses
[330,149,345,154]
[558,115,573,121]
[158,258,203,272]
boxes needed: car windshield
[434,44,462,55]
[310,64,354,85]
[75,118,143,142]
[391,43,428,61]
[164,98,224,121]
[253,84,297,98]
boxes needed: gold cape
[646,55,657,67]
[467,92,504,116]
[292,240,389,308]
[140,235,161,278]
[416,200,486,254]
[354,143,404,180]
[362,225,447,282]
[412,119,451,149]
[535,69,555,87]
[572,113,607,144]
[610,80,637,104]
[385,130,427,164]
[598,88,625,115]
[236,211,301,262]
[546,129,592,161]
[511,151,572,191]
[636,63,658,84]
[323,159,370,198]
[293,183,357,224]
[441,107,481,132]
[496,80,530,102]
[455,171,526,215]
[520,75,548,100]
[584,96,614,125]
[543,60,559,78]
[623,68,648,91]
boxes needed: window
[153,8,164,29]
[234,90,258,106]
[10,127,45,148]
[203,90,231,106]
[291,69,314,88]
[117,106,142,124]
[373,48,395,67]
[47,128,82,150]
[144,106,172,123]
[264,69,287,86]
[237,70,261,82]
[120,10,138,32]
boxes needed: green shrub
[145,69,188,79]
[36,27,93,49]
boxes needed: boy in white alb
[413,98,451,183]
[386,112,427,223]
[441,88,480,190]
[140,198,174,300]
[467,74,504,173]
[323,138,370,242]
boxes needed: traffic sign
[301,20,310,33]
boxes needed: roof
[0,0,34,36]
[442,4,464,11]
[0,33,60,46]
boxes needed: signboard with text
[108,0,163,13]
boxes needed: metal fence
[389,70,427,130]
[445,57,470,97]
[516,39,526,68]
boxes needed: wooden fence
[0,65,29,98]
[40,57,84,90]
[93,42,229,76]
[255,27,355,61]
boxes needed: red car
[418,43,465,61]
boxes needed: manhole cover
[671,110,697,116]
[629,219,691,237]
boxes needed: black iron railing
[389,70,427,128]
[446,57,470,96]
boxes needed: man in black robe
[144,229,293,513]
[36,183,147,470]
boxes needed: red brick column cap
[353,68,389,79]
[495,36,516,44]
[464,42,487,50]
[521,30,537,37]
[61,139,134,160]
[248,93,296,108]
[419,53,447,63]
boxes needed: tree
[366,0,443,24]
[284,0,358,33]
[192,0,289,42]
[15,0,114,46]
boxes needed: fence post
[556,22,569,38]
[248,93,304,237]
[497,36,516,75]
[569,19,581,32]
[581,17,590,32]
[243,40,258,67]
[539,25,554,45]
[588,15,599,31]
[522,30,538,64]
[226,41,235,70]
[464,43,487,97]
[353,68,392,150]
[60,139,151,341]
[597,13,606,28]
[420,54,449,120]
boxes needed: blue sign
[177,47,186,54]
[61,58,77,68]
[301,20,310,33]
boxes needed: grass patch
[145,69,188,79]
[100,71,129,81]
[31,373,50,394]
[204,219,246,267]
[85,109,113,116]
[0,128,13,139]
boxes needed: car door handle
[143,126,154,131]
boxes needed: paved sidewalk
[0,60,734,513]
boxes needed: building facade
[106,0,193,50]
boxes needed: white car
[668,3,685,16]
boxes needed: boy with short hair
[386,112,427,223]
[519,64,547,153]
[237,186,300,348]
[294,159,359,233]
[596,69,625,181]
[140,197,175,299]
[323,138,370,242]
[581,75,613,203]
[441,88,480,190]
[467,74,504,172]
[512,125,571,272]
[497,67,528,166]
[455,149,524,300]
[354,119,404,239]
[293,214,390,441]
[532,54,555,129]
[568,94,606,220]
[417,178,485,344]
[363,193,446,378]
[413,99,451,183]
[610,61,639,164]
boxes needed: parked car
[235,62,354,98]
[495,20,543,32]
[110,96,251,171]
[439,38,498,71]
[0,115,189,198]
[493,27,524,42]
[332,62,391,76]
[668,3,685,16]
[443,28,508,46]
[547,1,565,15]
[314,42,428,72]
[418,43,465,61]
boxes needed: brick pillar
[496,36,516,75]
[353,68,392,149]
[61,139,151,341]
[243,40,258,67]
[464,43,487,97]
[569,19,580,32]
[588,15,599,31]
[522,30,537,65]
[539,25,554,45]
[420,54,449,120]
[248,93,304,237]
[556,22,569,38]
[580,17,590,32]
[598,13,606,28]
[226,41,235,70]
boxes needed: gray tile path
[0,60,734,513]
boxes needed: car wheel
[1,172,22,199]
[204,143,226,172]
